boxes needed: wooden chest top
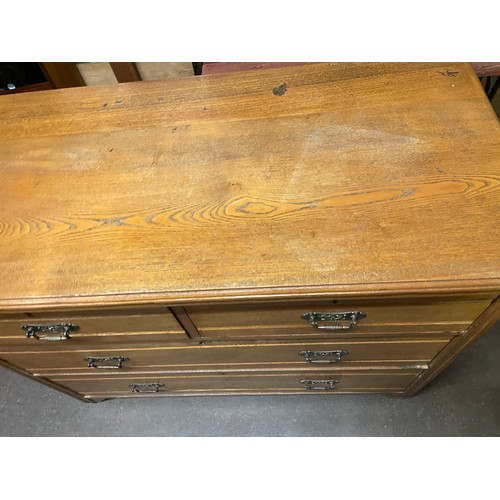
[0,63,499,308]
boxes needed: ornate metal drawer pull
[300,379,339,391]
[84,356,129,369]
[22,323,76,341]
[299,350,348,363]
[129,383,164,393]
[301,311,366,330]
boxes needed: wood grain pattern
[186,297,493,338]
[0,339,448,373]
[201,62,311,75]
[0,306,186,338]
[45,369,422,396]
[0,62,499,309]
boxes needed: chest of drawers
[0,63,498,402]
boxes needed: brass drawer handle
[301,379,339,391]
[22,323,76,341]
[301,311,366,330]
[129,383,164,393]
[299,350,348,363]
[84,356,129,369]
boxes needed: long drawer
[0,339,450,375]
[185,296,492,338]
[0,306,188,345]
[45,370,423,397]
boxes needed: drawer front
[2,339,450,374]
[0,306,188,345]
[185,297,492,339]
[45,370,422,397]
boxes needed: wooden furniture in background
[40,62,85,88]
[78,62,194,86]
[109,63,141,83]
[0,63,498,401]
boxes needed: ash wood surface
[46,369,422,396]
[0,339,449,373]
[187,297,493,338]
[0,63,499,309]
[0,306,185,337]
[201,62,311,75]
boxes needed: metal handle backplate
[84,356,129,369]
[22,323,76,341]
[299,350,348,363]
[301,311,366,330]
[300,379,339,391]
[129,383,164,393]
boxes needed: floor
[0,321,498,437]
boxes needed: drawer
[185,296,492,339]
[45,369,423,397]
[2,338,451,375]
[0,306,188,346]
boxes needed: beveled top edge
[0,278,498,312]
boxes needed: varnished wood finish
[0,63,498,401]
[186,297,493,338]
[0,306,186,339]
[45,369,422,397]
[170,307,201,338]
[39,62,85,88]
[201,62,311,75]
[109,63,141,83]
[0,339,449,374]
[402,297,500,397]
[0,63,499,309]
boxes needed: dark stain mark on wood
[102,103,108,107]
[272,83,288,96]
[438,70,459,77]
[100,217,128,227]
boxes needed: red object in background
[471,63,500,77]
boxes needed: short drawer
[45,369,422,397]
[185,296,492,339]
[2,338,450,375]
[0,306,188,346]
